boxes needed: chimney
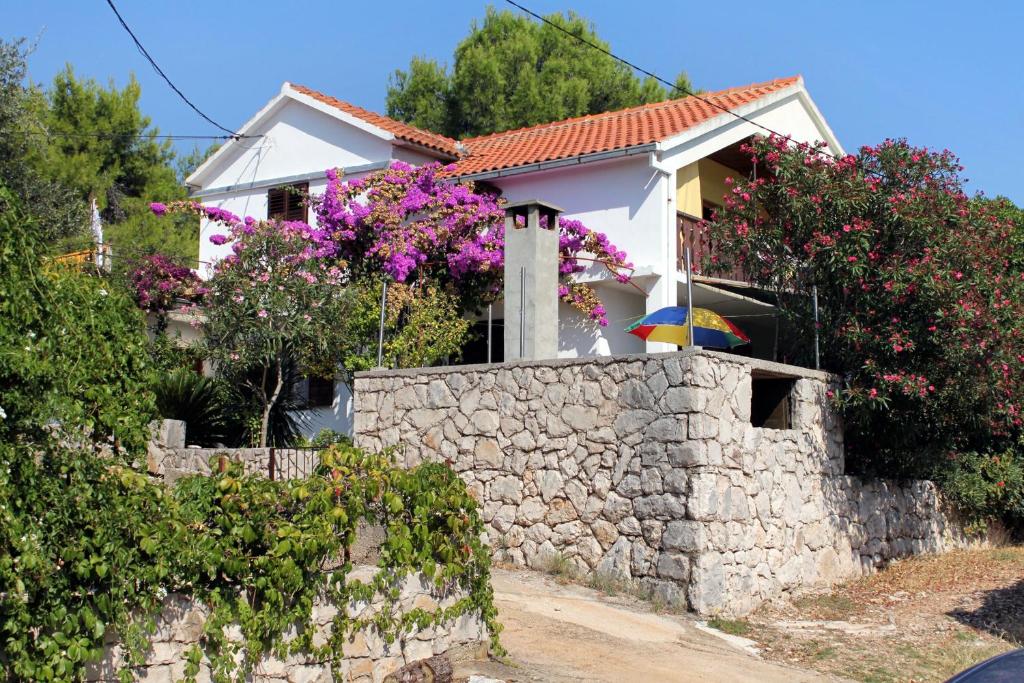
[503,199,562,361]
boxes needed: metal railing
[267,447,325,481]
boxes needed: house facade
[185,76,842,436]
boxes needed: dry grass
[747,545,1024,682]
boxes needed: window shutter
[268,187,286,219]
[267,183,309,222]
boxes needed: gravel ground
[740,545,1024,682]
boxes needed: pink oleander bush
[703,134,1024,483]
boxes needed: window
[750,373,796,429]
[461,319,504,364]
[267,183,308,222]
[306,376,334,408]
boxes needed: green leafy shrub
[2,442,501,682]
[939,446,1024,533]
[153,368,237,447]
[1,187,500,680]
[0,185,155,451]
[296,428,353,448]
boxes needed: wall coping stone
[354,347,835,382]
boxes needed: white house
[185,76,842,436]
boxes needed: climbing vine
[1,443,501,682]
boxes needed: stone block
[661,520,706,552]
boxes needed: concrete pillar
[503,200,562,361]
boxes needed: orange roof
[456,76,801,176]
[289,83,462,157]
[288,76,800,176]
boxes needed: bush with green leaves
[939,445,1024,533]
[2,187,500,680]
[1,443,500,682]
[153,368,238,447]
[0,185,155,452]
[296,428,353,449]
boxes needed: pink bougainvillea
[314,161,632,324]
[155,162,634,326]
[128,253,207,313]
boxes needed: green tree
[386,7,695,138]
[705,136,1024,478]
[180,211,354,447]
[0,39,88,243]
[34,66,196,261]
[175,142,219,184]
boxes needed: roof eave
[454,143,659,182]
[655,79,844,158]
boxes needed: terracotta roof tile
[454,76,800,176]
[289,83,462,157]
[287,76,801,177]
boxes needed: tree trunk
[259,356,285,448]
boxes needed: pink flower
[150,202,167,216]
[209,234,229,245]
[257,309,268,318]
[847,256,858,263]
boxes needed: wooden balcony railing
[677,212,748,284]
[48,246,111,272]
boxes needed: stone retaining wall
[146,422,320,483]
[85,566,487,683]
[353,349,964,616]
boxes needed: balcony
[676,212,747,284]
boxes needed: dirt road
[458,568,839,682]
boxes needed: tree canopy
[0,38,199,262]
[386,8,695,139]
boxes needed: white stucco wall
[489,156,675,354]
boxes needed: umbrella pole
[377,279,388,368]
[487,303,493,364]
[685,245,695,348]
[812,284,820,370]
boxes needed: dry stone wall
[85,566,487,683]
[145,422,320,483]
[353,349,964,616]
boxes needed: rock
[656,552,690,581]
[407,409,442,430]
[562,405,598,431]
[688,554,725,615]
[471,411,499,435]
[474,440,502,468]
[591,519,619,548]
[662,521,706,552]
[490,476,523,504]
[537,470,564,503]
[602,493,632,523]
[596,537,632,579]
[426,380,457,408]
[646,417,687,442]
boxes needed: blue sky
[7,1,1023,203]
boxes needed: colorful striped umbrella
[625,306,751,349]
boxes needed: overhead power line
[0,129,243,141]
[502,0,847,165]
[103,0,246,139]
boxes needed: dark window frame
[305,375,335,408]
[268,182,309,223]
